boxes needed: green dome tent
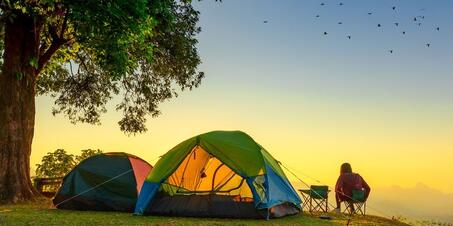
[135,131,301,219]
[53,152,152,212]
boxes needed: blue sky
[194,0,453,102]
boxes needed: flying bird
[321,2,325,6]
[347,35,351,39]
[377,24,381,27]
[402,31,406,35]
[395,22,399,27]
[426,43,431,47]
[392,6,396,10]
[368,12,372,15]
[436,27,440,31]
[263,20,268,24]
[414,17,417,21]
[323,32,328,35]
[316,14,320,18]
[389,50,393,53]
[339,2,343,6]
[338,22,343,25]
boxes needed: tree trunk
[0,15,41,203]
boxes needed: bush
[34,149,104,192]
[35,149,104,178]
[35,149,76,178]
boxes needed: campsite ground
[0,200,408,226]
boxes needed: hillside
[371,184,453,223]
[0,201,408,226]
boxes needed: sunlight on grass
[0,200,408,226]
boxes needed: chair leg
[342,202,349,214]
[311,198,324,212]
[344,202,354,215]
[350,202,366,215]
[353,203,359,215]
[313,199,320,212]
[322,199,326,212]
[301,194,310,212]
[309,197,313,212]
[364,202,366,215]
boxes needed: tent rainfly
[135,131,301,219]
[53,152,152,212]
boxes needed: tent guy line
[53,169,133,207]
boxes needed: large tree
[0,0,204,203]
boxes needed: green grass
[0,200,409,226]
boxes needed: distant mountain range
[369,183,453,224]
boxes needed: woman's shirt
[335,173,371,199]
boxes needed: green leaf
[29,57,38,69]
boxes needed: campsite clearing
[0,201,408,226]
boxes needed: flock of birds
[263,2,441,54]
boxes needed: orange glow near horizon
[32,92,453,194]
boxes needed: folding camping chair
[298,185,330,212]
[343,189,367,215]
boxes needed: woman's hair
[340,162,353,174]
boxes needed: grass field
[0,200,409,226]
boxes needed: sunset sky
[32,0,453,219]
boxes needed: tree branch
[38,42,48,56]
[37,38,70,74]
[37,10,73,74]
[60,9,69,38]
[37,43,59,71]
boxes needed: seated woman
[334,163,370,213]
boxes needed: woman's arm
[335,175,343,193]
[360,175,371,199]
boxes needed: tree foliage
[0,0,205,134]
[75,149,102,163]
[35,149,76,178]
[35,148,103,178]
